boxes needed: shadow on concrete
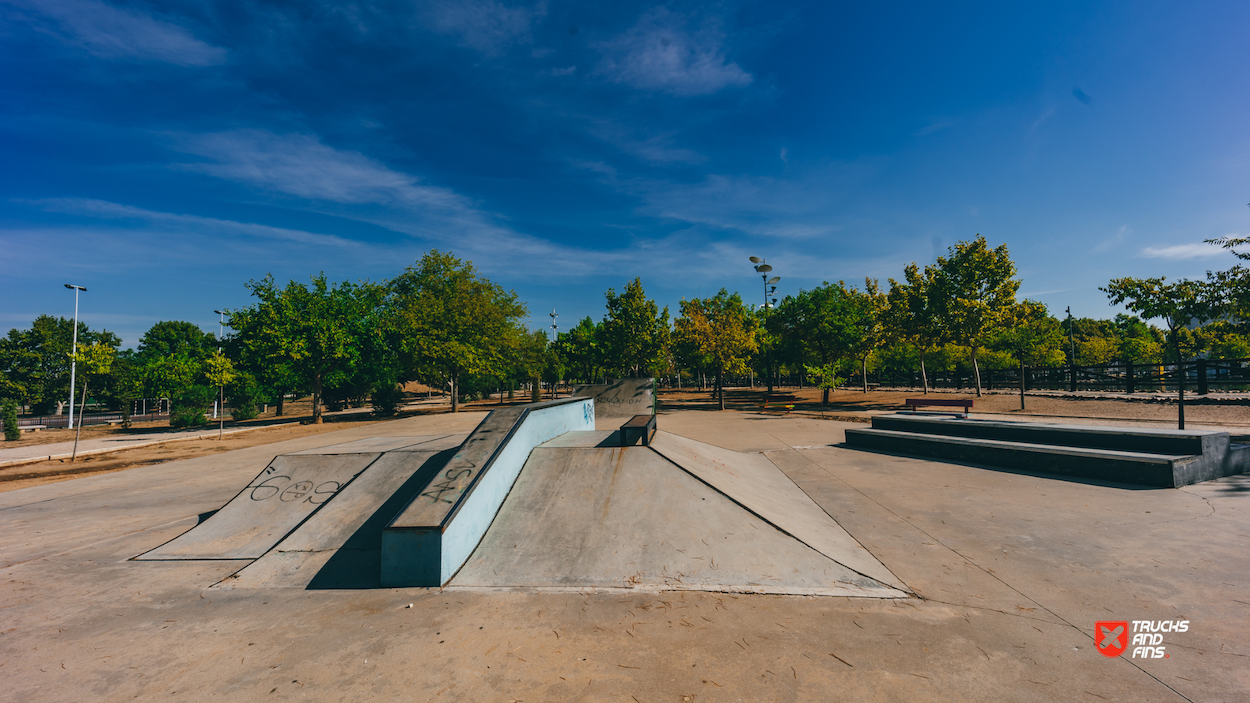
[839,443,1165,491]
[1210,474,1250,494]
[195,510,218,525]
[305,448,457,590]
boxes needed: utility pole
[64,284,86,429]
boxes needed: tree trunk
[1019,358,1026,411]
[822,386,830,406]
[451,373,459,413]
[717,366,725,410]
[920,349,929,394]
[312,374,323,423]
[276,392,284,416]
[971,346,983,397]
[861,358,868,393]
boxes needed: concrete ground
[1,408,1247,702]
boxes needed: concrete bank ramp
[451,433,906,597]
[649,432,907,591]
[217,435,466,589]
[136,435,455,561]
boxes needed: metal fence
[18,411,171,429]
[857,358,1250,394]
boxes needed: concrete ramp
[452,445,905,597]
[136,435,452,561]
[649,431,906,590]
[217,435,466,589]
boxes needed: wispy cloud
[597,8,751,96]
[24,197,361,249]
[423,0,544,55]
[4,0,225,66]
[1092,224,1132,253]
[1140,242,1226,259]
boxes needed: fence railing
[18,411,171,429]
[857,358,1250,394]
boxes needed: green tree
[391,251,527,413]
[230,274,385,423]
[204,350,237,438]
[558,317,602,384]
[69,342,115,460]
[777,283,868,405]
[1102,277,1220,429]
[842,279,887,393]
[884,263,947,393]
[0,316,119,414]
[990,301,1065,410]
[2,398,18,441]
[600,278,670,378]
[932,235,1020,397]
[136,321,216,363]
[674,290,759,410]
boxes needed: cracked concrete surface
[1,409,1247,701]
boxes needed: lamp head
[749,256,762,264]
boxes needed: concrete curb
[0,422,300,469]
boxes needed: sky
[2,0,1249,346]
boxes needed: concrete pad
[452,446,904,597]
[650,431,907,591]
[220,434,467,589]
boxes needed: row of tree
[5,237,1250,428]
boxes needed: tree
[885,264,946,393]
[230,274,385,423]
[777,283,866,405]
[1102,277,1219,429]
[674,290,758,410]
[0,316,119,414]
[842,279,887,393]
[2,398,18,441]
[136,321,216,363]
[932,235,1020,397]
[391,251,526,413]
[600,278,670,378]
[559,317,602,384]
[69,342,115,461]
[204,350,237,438]
[990,301,1065,410]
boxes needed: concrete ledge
[870,414,1223,456]
[845,428,1194,487]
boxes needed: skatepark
[2,387,1248,701]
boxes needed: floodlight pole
[750,258,779,395]
[64,285,86,429]
[214,310,226,433]
[549,309,558,399]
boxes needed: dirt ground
[0,401,487,493]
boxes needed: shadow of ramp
[213,443,460,589]
[306,448,458,589]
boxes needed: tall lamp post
[214,310,226,420]
[749,258,781,394]
[64,284,87,429]
[549,309,558,399]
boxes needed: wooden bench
[757,398,795,414]
[19,425,47,433]
[620,414,657,447]
[903,398,973,417]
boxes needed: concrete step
[844,427,1199,487]
[873,414,1224,456]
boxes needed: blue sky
[2,1,1248,346]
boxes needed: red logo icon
[1096,621,1129,657]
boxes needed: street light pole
[549,309,558,399]
[749,258,780,395]
[214,310,226,421]
[64,284,86,429]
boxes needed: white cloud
[598,8,751,96]
[25,197,361,249]
[4,0,225,66]
[1140,242,1227,259]
[423,0,544,54]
